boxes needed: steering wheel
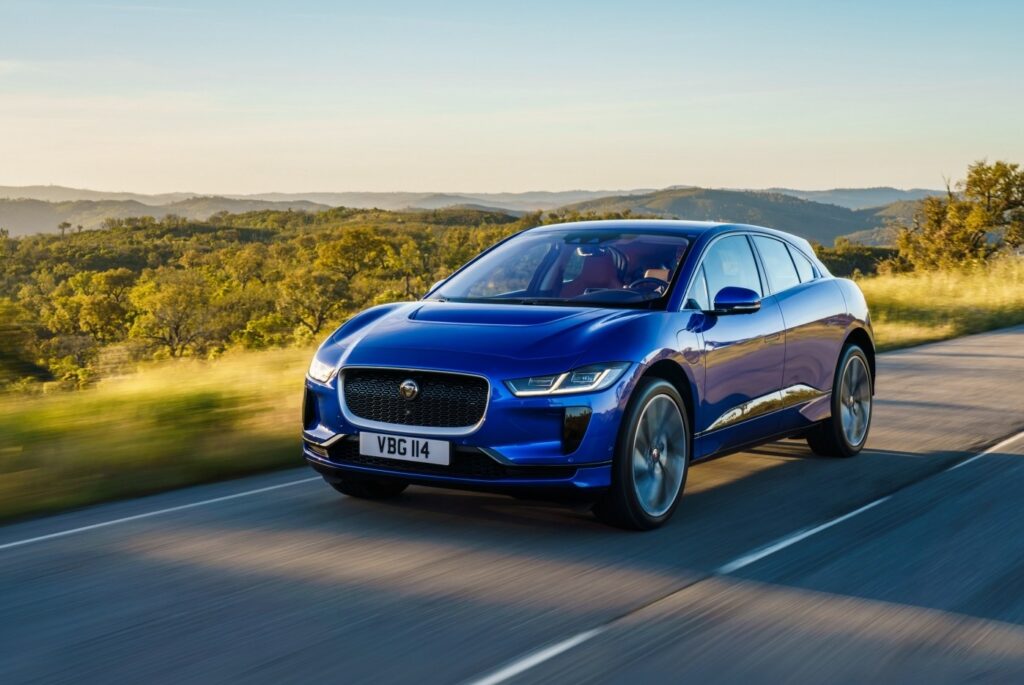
[626,277,670,294]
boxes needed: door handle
[764,332,782,342]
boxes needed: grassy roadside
[1,259,1023,522]
[859,258,1024,351]
[0,347,311,521]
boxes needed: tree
[275,265,349,337]
[40,268,137,344]
[895,160,1024,269]
[895,191,991,270]
[316,227,393,280]
[962,160,1024,249]
[0,298,47,385]
[128,268,217,357]
[57,221,72,238]
[387,234,438,299]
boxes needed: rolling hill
[559,187,891,245]
[0,197,329,236]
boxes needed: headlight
[307,358,337,383]
[506,362,630,397]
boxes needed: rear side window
[788,244,817,283]
[752,236,800,294]
[702,235,762,302]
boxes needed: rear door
[693,234,786,454]
[751,235,847,430]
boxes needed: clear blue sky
[1,0,1022,193]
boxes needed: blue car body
[302,220,874,498]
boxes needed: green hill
[841,200,923,245]
[558,187,884,245]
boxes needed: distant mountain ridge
[0,186,656,215]
[0,197,330,236]
[767,186,943,210]
[0,184,923,243]
[0,185,197,205]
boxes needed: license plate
[359,431,450,466]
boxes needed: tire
[807,344,873,458]
[327,476,408,499]
[594,378,691,530]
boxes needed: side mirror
[712,286,761,314]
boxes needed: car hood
[334,301,646,376]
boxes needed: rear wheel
[594,378,690,530]
[327,476,408,499]
[807,344,873,457]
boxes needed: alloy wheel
[631,394,688,517]
[839,355,872,447]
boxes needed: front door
[693,234,786,455]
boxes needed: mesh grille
[343,368,488,428]
[323,438,576,481]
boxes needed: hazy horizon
[0,182,948,196]
[2,0,1021,193]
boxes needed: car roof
[528,219,801,242]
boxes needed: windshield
[433,229,691,308]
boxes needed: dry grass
[859,258,1024,351]
[0,346,312,521]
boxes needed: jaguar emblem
[399,379,419,400]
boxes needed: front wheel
[807,344,873,457]
[594,378,690,530]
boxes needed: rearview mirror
[712,286,761,314]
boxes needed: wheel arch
[640,358,697,432]
[844,326,876,391]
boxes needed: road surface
[2,327,1024,684]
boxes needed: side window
[753,236,800,294]
[788,244,816,283]
[561,247,584,283]
[702,235,762,303]
[684,265,710,310]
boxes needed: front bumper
[303,441,611,495]
[301,364,634,492]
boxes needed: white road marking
[947,430,1024,471]
[463,428,1024,684]
[0,477,320,552]
[465,628,605,685]
[716,497,890,574]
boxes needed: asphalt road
[2,327,1024,684]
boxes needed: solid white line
[0,477,320,552]
[717,428,1024,574]
[947,429,1024,471]
[465,628,605,685]
[716,497,891,574]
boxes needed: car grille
[320,437,577,481]
[343,368,488,428]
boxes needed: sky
[1,0,1022,194]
